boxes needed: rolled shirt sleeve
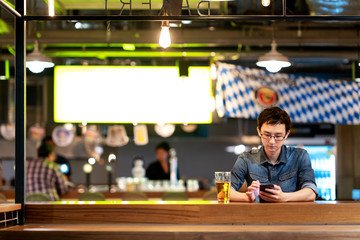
[231,155,248,191]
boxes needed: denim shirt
[231,145,318,196]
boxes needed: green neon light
[0,19,11,34]
[46,43,209,48]
[0,60,10,80]
[43,0,64,14]
[122,44,136,51]
[48,51,215,58]
[3,0,14,9]
[5,60,9,80]
[7,45,15,56]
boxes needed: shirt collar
[260,145,288,165]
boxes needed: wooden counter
[25,201,360,224]
[2,224,360,240]
[0,204,21,228]
[1,190,208,199]
[0,204,21,213]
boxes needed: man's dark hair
[155,141,171,152]
[37,143,54,158]
[41,136,53,145]
[257,106,292,133]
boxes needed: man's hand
[246,180,260,202]
[259,184,288,202]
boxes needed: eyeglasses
[260,133,286,142]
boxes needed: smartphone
[260,184,275,193]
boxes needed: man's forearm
[230,188,251,202]
[283,188,316,202]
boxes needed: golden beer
[216,181,231,204]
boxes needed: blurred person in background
[146,141,180,180]
[43,136,72,180]
[26,143,68,201]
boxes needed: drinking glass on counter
[215,171,231,204]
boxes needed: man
[146,141,180,180]
[43,136,72,179]
[230,106,317,202]
[26,143,68,201]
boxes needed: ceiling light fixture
[256,40,291,73]
[261,0,271,7]
[26,40,54,73]
[159,21,171,48]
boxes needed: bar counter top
[0,203,21,213]
[25,200,360,224]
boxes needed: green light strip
[5,59,9,80]
[3,0,14,9]
[46,43,211,48]
[48,51,215,58]
[43,0,65,14]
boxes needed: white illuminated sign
[54,66,212,124]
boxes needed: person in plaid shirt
[26,143,68,201]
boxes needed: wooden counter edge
[0,203,22,213]
[2,224,360,240]
[24,202,360,224]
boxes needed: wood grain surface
[2,224,360,240]
[0,190,207,199]
[25,201,360,224]
[0,203,21,213]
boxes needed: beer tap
[169,148,178,187]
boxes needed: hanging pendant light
[159,21,171,48]
[261,0,271,7]
[256,40,291,73]
[26,40,54,73]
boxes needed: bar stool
[122,192,148,201]
[78,192,106,201]
[161,192,188,201]
[26,193,51,201]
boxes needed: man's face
[257,122,289,155]
[156,148,169,162]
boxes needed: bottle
[169,148,178,187]
[132,158,145,178]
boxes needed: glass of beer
[215,171,231,204]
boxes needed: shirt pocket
[249,172,268,183]
[279,170,297,182]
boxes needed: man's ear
[257,127,261,136]
[284,130,290,139]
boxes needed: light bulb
[26,61,54,73]
[262,0,271,7]
[83,163,93,174]
[48,0,55,16]
[159,25,171,48]
[108,153,116,163]
[27,64,45,73]
[60,164,69,174]
[266,64,282,73]
[88,157,96,165]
